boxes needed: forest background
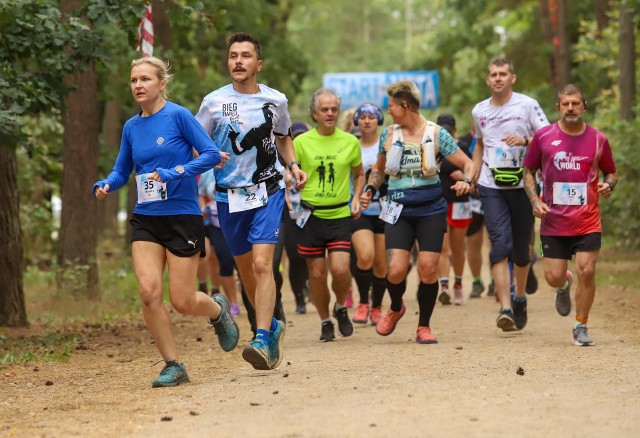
[0,0,638,332]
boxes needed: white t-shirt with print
[472,92,549,189]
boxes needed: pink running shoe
[370,306,382,325]
[345,288,354,309]
[375,303,406,336]
[352,303,370,324]
[453,284,465,305]
[416,326,438,344]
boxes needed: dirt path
[2,263,640,438]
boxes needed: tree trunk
[58,0,100,299]
[152,0,172,51]
[593,0,610,35]
[0,146,27,326]
[619,0,635,120]
[555,0,570,87]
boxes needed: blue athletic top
[93,101,222,216]
[195,83,292,203]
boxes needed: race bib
[451,201,472,220]
[228,182,268,213]
[487,145,526,168]
[378,196,403,224]
[135,173,167,204]
[553,182,587,205]
[295,208,312,229]
[470,198,483,214]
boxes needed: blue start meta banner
[322,71,439,110]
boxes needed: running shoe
[469,280,485,298]
[268,320,286,369]
[415,326,438,344]
[572,324,594,346]
[370,306,383,325]
[209,294,240,352]
[453,284,465,305]
[242,340,271,370]
[333,303,354,336]
[345,288,354,308]
[230,303,240,317]
[320,320,336,342]
[512,297,528,330]
[496,308,517,332]
[152,361,190,388]
[376,303,406,336]
[555,270,573,317]
[438,288,452,305]
[352,303,370,324]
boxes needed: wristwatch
[461,177,472,185]
[288,161,301,171]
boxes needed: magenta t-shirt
[524,123,616,236]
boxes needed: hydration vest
[387,121,439,178]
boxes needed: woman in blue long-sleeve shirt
[93,57,237,388]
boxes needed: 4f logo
[551,140,562,146]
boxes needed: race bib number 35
[228,182,268,213]
[553,182,587,205]
[135,173,167,204]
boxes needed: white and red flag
[136,3,153,57]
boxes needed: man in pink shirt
[523,84,618,346]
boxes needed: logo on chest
[553,151,588,171]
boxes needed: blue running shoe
[210,294,239,352]
[268,320,286,369]
[151,360,190,388]
[242,340,271,370]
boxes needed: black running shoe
[333,303,354,337]
[496,308,517,332]
[320,321,335,342]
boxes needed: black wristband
[364,184,377,196]
[288,161,301,172]
[606,181,615,192]
[523,136,529,146]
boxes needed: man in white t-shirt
[471,57,549,332]
[196,32,307,370]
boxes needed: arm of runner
[524,166,550,217]
[444,149,475,196]
[361,152,386,210]
[351,164,365,218]
[276,135,307,189]
[501,133,528,147]
[471,137,484,184]
[598,171,618,199]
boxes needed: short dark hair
[227,32,261,59]
[556,84,586,106]
[488,57,514,74]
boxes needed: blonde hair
[387,81,420,111]
[131,57,173,99]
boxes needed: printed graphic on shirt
[227,102,278,183]
[553,151,589,171]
